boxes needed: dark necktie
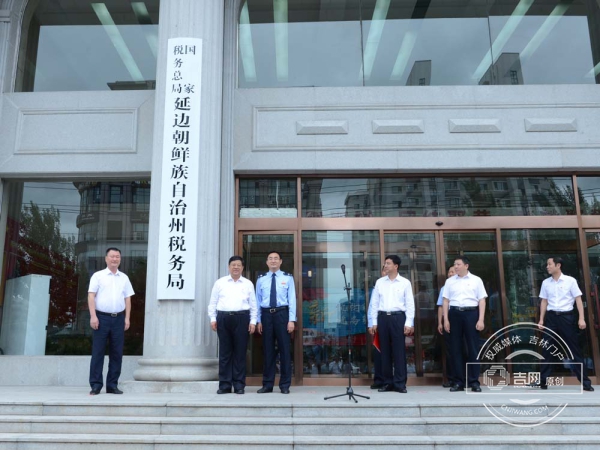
[270,273,277,308]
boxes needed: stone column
[134,0,223,382]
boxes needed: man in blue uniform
[256,251,296,394]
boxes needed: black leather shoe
[396,388,408,393]
[378,384,393,392]
[234,389,245,394]
[442,382,453,388]
[370,383,383,390]
[470,385,482,393]
[257,386,273,393]
[584,385,595,392]
[449,385,464,392]
[217,389,232,394]
[280,388,290,394]
[89,389,101,396]
[106,387,123,394]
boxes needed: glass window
[239,178,297,218]
[0,181,149,356]
[301,176,575,218]
[238,0,363,87]
[239,0,600,87]
[16,1,159,92]
[486,0,597,85]
[577,177,600,215]
[361,0,491,86]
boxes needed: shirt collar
[227,275,244,283]
[104,267,121,276]
[270,270,282,277]
[551,273,566,283]
[456,271,471,279]
[387,274,401,282]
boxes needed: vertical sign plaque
[156,38,202,300]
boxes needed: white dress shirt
[88,268,134,313]
[369,274,415,327]
[539,273,582,311]
[443,272,487,307]
[208,275,258,325]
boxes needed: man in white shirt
[369,255,415,393]
[538,257,594,391]
[443,256,487,392]
[208,256,257,394]
[88,247,134,395]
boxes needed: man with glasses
[256,251,296,394]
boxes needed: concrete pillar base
[133,358,218,382]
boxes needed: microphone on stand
[341,264,346,275]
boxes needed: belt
[449,306,478,312]
[547,309,574,316]
[262,305,289,313]
[96,310,125,317]
[217,310,250,315]
[378,310,406,316]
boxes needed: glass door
[442,231,502,339]
[384,233,439,377]
[301,231,381,379]
[241,233,296,379]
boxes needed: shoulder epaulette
[257,273,267,278]
[283,272,292,277]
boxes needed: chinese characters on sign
[157,38,202,300]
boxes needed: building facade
[0,0,600,386]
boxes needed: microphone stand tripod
[324,265,370,403]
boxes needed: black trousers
[261,308,291,389]
[89,312,125,390]
[541,311,591,388]
[378,312,407,390]
[443,328,459,385]
[448,308,480,387]
[217,311,250,391]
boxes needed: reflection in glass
[384,233,438,375]
[239,0,363,87]
[0,181,149,356]
[577,177,600,215]
[242,234,295,376]
[361,0,491,86]
[301,231,380,378]
[17,1,159,92]
[485,0,597,85]
[301,176,575,218]
[239,179,297,218]
[239,0,600,87]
